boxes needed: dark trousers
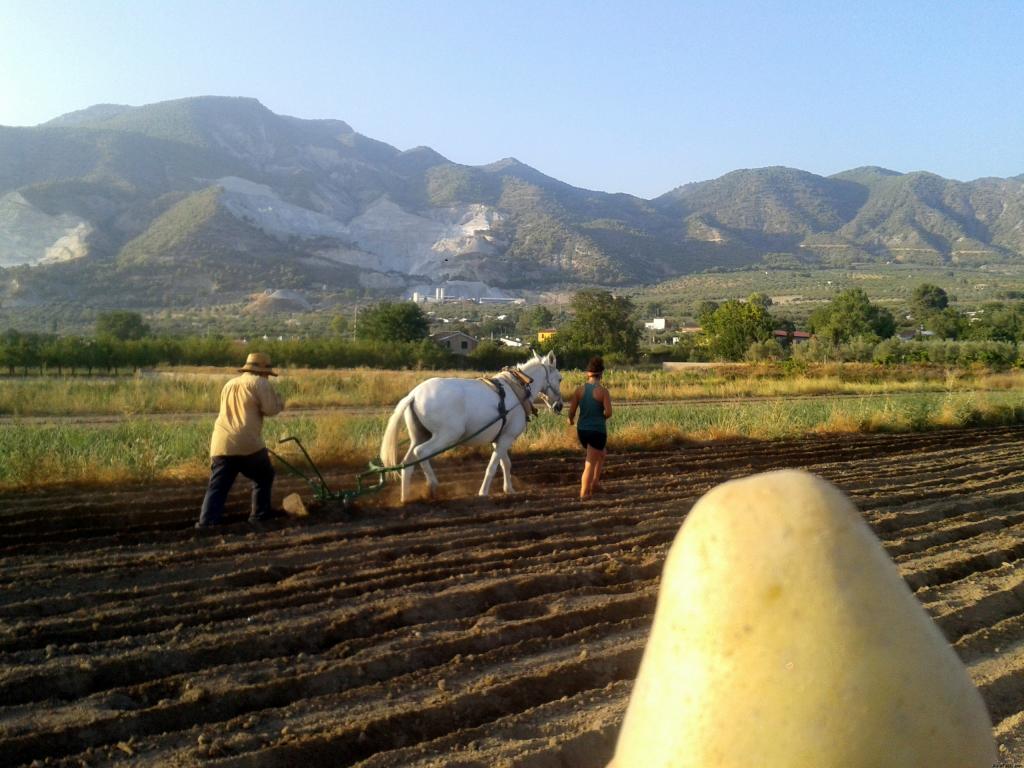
[198,449,275,525]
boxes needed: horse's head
[523,350,564,413]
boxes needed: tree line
[0,294,629,375]
[678,284,1024,365]
[5,285,1024,375]
[0,330,544,376]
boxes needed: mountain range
[1,96,1022,308]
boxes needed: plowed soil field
[4,426,1024,766]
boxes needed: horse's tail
[380,392,415,467]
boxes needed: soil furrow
[5,426,1024,765]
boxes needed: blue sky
[1,0,1022,197]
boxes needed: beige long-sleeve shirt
[209,373,284,457]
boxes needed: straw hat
[239,352,277,376]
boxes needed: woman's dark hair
[586,356,605,375]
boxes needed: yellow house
[537,328,557,343]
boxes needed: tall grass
[3,391,1022,491]
[0,421,213,488]
[591,364,1024,402]
[0,413,387,490]
[3,364,1023,416]
[0,369,479,416]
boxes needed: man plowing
[195,352,284,529]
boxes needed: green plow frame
[269,437,389,506]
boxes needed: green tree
[809,289,896,345]
[968,302,1024,343]
[702,300,775,360]
[911,283,949,319]
[479,315,515,339]
[561,290,641,359]
[355,301,430,343]
[0,330,43,374]
[924,307,966,340]
[467,340,528,369]
[516,305,555,336]
[330,314,349,337]
[745,338,785,362]
[39,335,69,375]
[696,300,720,326]
[96,311,151,341]
[746,292,773,310]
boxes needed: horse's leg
[399,445,417,504]
[419,459,439,498]
[478,448,501,497]
[496,443,515,495]
[396,408,422,504]
[407,432,457,500]
[404,404,438,497]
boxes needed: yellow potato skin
[610,470,996,768]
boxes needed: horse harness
[479,367,538,438]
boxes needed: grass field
[3,364,1024,416]
[3,388,1023,491]
[0,369,435,416]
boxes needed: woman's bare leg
[592,448,607,491]
[581,446,601,498]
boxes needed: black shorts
[577,429,607,451]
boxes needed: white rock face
[41,222,94,264]
[265,289,311,310]
[216,176,504,280]
[0,192,89,266]
[346,198,502,275]
[218,176,350,240]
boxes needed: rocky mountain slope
[1,96,1022,308]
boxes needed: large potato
[610,470,995,768]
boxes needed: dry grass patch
[5,364,1024,417]
[4,386,1024,491]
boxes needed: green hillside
[118,187,224,265]
[657,166,868,239]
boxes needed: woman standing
[567,356,613,500]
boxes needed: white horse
[379,350,564,503]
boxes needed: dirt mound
[3,427,1024,765]
[244,289,312,314]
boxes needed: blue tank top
[577,382,606,433]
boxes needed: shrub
[744,339,785,362]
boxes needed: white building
[644,318,667,331]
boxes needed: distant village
[415,287,820,357]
